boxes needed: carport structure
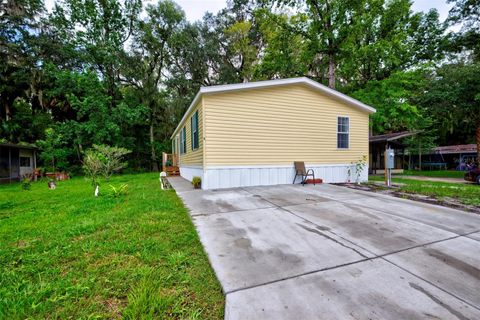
[169,177,480,320]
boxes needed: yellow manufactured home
[170,77,375,189]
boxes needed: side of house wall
[177,100,204,182]
[201,84,370,189]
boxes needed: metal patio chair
[292,161,315,185]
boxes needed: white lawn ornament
[94,185,99,197]
[48,180,56,190]
[160,172,167,190]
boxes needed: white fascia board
[171,91,202,139]
[299,78,376,114]
[171,77,376,139]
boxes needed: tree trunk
[76,144,83,162]
[107,70,116,110]
[150,123,158,171]
[5,103,11,121]
[328,56,335,89]
[418,142,422,171]
[476,123,480,165]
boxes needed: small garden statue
[160,172,169,190]
[48,180,56,190]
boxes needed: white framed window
[337,116,349,149]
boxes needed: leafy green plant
[348,155,368,184]
[109,184,128,198]
[92,144,131,181]
[37,127,72,173]
[82,145,131,195]
[191,176,201,188]
[21,178,31,191]
[82,149,103,193]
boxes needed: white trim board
[205,163,355,169]
[179,166,203,183]
[202,164,368,190]
[171,77,376,138]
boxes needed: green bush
[21,178,31,190]
[191,176,201,188]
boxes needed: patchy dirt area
[337,182,480,215]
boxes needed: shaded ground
[0,173,224,319]
[169,178,480,319]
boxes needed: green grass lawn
[398,170,465,179]
[0,173,224,319]
[369,176,480,206]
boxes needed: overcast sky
[44,0,453,22]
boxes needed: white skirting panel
[179,166,203,182]
[203,164,368,190]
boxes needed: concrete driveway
[171,179,480,319]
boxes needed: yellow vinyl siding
[203,84,369,166]
[178,102,203,166]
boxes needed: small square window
[20,156,31,167]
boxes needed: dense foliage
[1,0,479,169]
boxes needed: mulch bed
[336,182,480,215]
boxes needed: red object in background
[45,172,70,181]
[305,178,323,184]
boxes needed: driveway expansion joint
[336,188,478,236]
[382,254,480,312]
[178,184,480,318]
[234,186,480,310]
[223,257,371,295]
[223,230,479,296]
[189,205,276,217]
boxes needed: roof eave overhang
[171,90,202,139]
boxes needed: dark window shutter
[195,111,199,149]
[191,116,194,150]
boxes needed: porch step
[165,166,180,176]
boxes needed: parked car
[464,168,480,184]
